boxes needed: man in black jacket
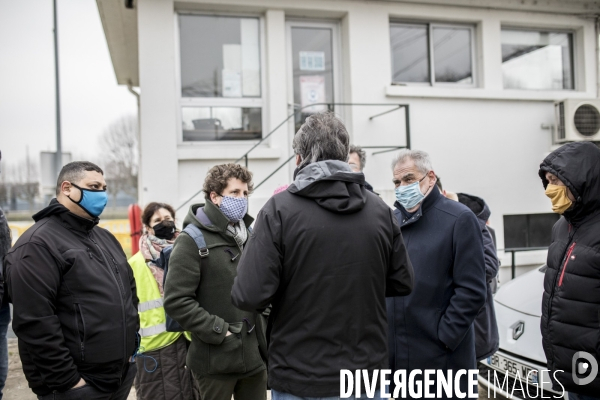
[539,141,600,400]
[231,112,414,399]
[3,161,139,399]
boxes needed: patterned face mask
[219,195,248,223]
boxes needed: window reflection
[390,23,473,85]
[433,27,472,84]
[390,24,430,83]
[501,29,573,90]
[182,107,262,141]
[179,15,261,98]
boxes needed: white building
[97,0,600,273]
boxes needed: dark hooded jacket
[231,160,414,397]
[457,193,499,361]
[163,200,266,381]
[539,141,600,396]
[3,199,139,396]
[388,187,487,399]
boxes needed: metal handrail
[176,102,410,211]
[500,246,548,279]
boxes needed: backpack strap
[183,225,209,258]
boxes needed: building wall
[137,0,598,266]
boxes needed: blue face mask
[219,195,248,223]
[395,175,428,210]
[68,182,108,218]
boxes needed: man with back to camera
[3,161,139,400]
[539,141,600,400]
[387,149,486,399]
[231,112,414,399]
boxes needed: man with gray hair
[386,149,486,398]
[232,112,414,399]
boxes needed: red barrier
[128,204,142,255]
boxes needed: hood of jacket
[539,141,600,225]
[33,198,98,231]
[457,193,491,223]
[288,160,367,214]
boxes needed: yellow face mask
[545,184,573,214]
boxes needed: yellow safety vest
[128,251,183,353]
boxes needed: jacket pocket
[74,303,86,362]
[207,322,245,375]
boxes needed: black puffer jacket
[539,142,600,396]
[232,160,414,397]
[3,200,139,396]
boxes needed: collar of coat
[186,200,254,235]
[33,198,98,233]
[394,185,443,228]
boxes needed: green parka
[163,201,266,380]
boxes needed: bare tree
[98,115,139,205]
[4,154,41,211]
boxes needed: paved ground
[3,338,503,400]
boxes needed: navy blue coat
[387,187,486,398]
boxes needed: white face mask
[394,174,428,210]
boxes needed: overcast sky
[0,0,137,173]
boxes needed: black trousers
[38,363,137,400]
[193,369,267,400]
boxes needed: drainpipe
[127,81,141,204]
[127,80,140,137]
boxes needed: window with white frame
[501,28,574,90]
[179,14,262,141]
[390,22,474,85]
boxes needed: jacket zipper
[545,223,576,370]
[74,304,86,362]
[88,233,128,371]
[558,243,576,287]
[109,256,126,297]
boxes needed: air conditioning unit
[554,99,600,143]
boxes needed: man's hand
[70,378,86,390]
[226,331,232,336]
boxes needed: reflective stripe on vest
[128,251,182,352]
[139,323,167,337]
[138,298,164,313]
